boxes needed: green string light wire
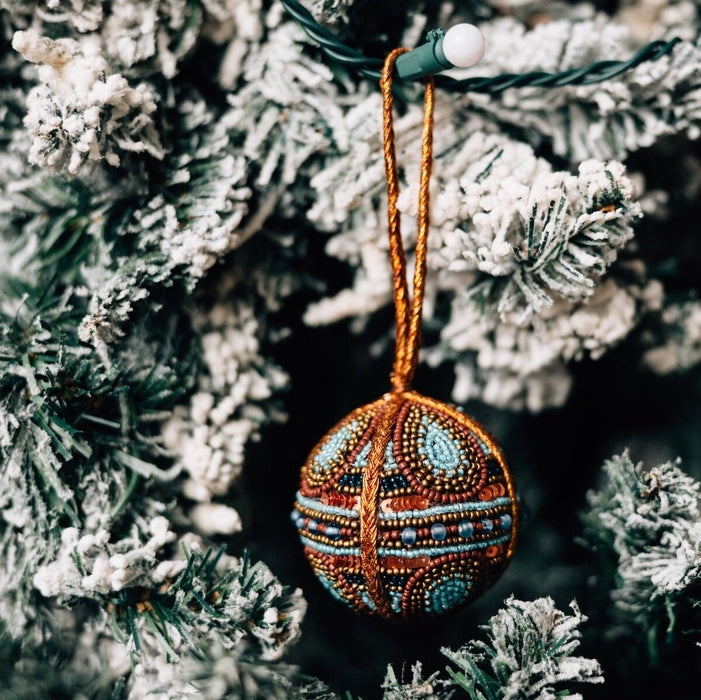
[280,0,681,92]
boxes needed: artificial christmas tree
[1,1,699,697]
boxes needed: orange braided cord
[403,75,434,386]
[381,50,435,392]
[359,394,403,618]
[381,49,412,392]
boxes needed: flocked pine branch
[455,15,701,162]
[1,544,317,699]
[642,299,701,375]
[36,539,305,662]
[8,9,349,341]
[12,30,164,176]
[307,119,655,410]
[1,84,263,347]
[0,273,196,635]
[162,291,289,519]
[0,178,304,693]
[118,544,312,697]
[382,662,452,699]
[582,450,701,656]
[382,597,603,700]
[129,636,336,699]
[2,0,242,79]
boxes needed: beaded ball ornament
[292,50,518,619]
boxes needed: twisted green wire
[281,0,681,92]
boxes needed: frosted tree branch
[13,30,164,176]
[583,451,701,647]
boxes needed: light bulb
[442,24,486,68]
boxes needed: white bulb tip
[443,24,486,68]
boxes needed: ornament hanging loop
[381,50,435,394]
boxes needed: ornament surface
[292,390,518,618]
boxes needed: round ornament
[291,390,517,618]
[292,49,519,619]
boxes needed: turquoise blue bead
[401,527,417,545]
[325,524,341,540]
[431,523,447,541]
[457,520,474,538]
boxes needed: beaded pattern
[292,391,518,618]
